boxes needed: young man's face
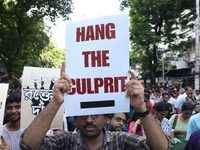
[186,88,192,95]
[74,114,105,139]
[15,87,21,93]
[194,105,200,113]
[5,102,21,122]
[107,113,126,132]
[162,95,170,103]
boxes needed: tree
[0,0,72,80]
[39,42,65,69]
[120,0,195,85]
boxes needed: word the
[82,50,110,67]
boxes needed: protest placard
[0,84,8,144]
[65,14,129,116]
[21,67,63,129]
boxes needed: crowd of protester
[2,75,200,149]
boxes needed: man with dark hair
[162,92,176,119]
[177,86,192,112]
[20,62,170,150]
[105,113,128,132]
[1,93,23,150]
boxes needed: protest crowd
[0,62,200,150]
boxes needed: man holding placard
[20,62,170,150]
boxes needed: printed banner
[21,67,63,129]
[65,14,129,116]
[0,84,8,143]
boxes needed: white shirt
[2,124,24,150]
[176,93,187,110]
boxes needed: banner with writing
[0,84,8,141]
[21,67,63,129]
[65,14,129,116]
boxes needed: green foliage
[0,0,72,80]
[40,42,65,69]
[120,0,195,84]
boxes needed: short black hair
[181,102,194,111]
[153,101,169,111]
[106,113,129,120]
[6,93,21,106]
[162,92,170,97]
[14,84,21,89]
[144,94,150,99]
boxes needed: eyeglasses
[78,115,101,119]
[115,117,127,124]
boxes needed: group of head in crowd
[2,71,200,150]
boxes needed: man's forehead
[6,102,21,106]
[113,113,126,119]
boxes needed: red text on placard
[82,50,110,67]
[69,76,127,95]
[76,23,116,42]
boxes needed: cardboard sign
[21,67,63,129]
[0,84,8,144]
[65,14,129,116]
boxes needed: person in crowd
[174,87,180,99]
[194,90,200,103]
[128,111,143,136]
[169,102,193,150]
[149,87,155,102]
[154,88,162,104]
[105,113,128,132]
[193,103,200,115]
[0,93,24,150]
[185,110,200,141]
[10,84,22,95]
[184,128,200,150]
[178,96,195,114]
[153,101,173,138]
[161,92,176,119]
[176,87,192,113]
[19,62,170,150]
[185,96,195,105]
[168,87,176,99]
[144,94,154,114]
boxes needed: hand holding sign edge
[125,70,146,113]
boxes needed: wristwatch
[137,104,150,117]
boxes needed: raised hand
[53,61,72,105]
[125,70,146,112]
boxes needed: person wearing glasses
[153,101,174,138]
[19,62,170,150]
[105,113,128,132]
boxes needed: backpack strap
[172,114,178,129]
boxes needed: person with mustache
[20,62,170,150]
[105,113,128,132]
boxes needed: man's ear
[106,118,111,124]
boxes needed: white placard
[21,67,63,129]
[0,84,8,144]
[65,14,129,116]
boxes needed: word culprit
[76,23,116,42]
[69,76,127,95]
[82,50,110,67]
